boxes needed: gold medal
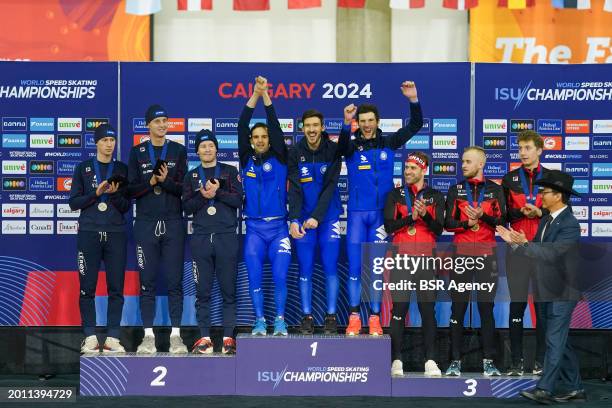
[207,206,217,216]
[471,223,480,232]
[408,227,417,236]
[153,186,162,195]
[97,202,108,212]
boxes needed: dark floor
[0,375,610,407]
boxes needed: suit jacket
[519,206,581,301]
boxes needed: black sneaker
[299,315,314,335]
[533,361,544,376]
[507,359,524,376]
[323,314,338,335]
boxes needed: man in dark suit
[497,170,585,404]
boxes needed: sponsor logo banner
[57,117,82,132]
[432,118,457,133]
[57,220,78,234]
[592,206,612,221]
[537,119,562,135]
[591,223,612,237]
[167,118,185,132]
[29,220,54,234]
[404,135,429,150]
[57,177,72,192]
[482,119,507,133]
[564,136,589,151]
[57,161,79,176]
[2,133,27,148]
[483,136,507,150]
[278,119,294,133]
[592,180,612,194]
[57,203,79,218]
[2,220,26,234]
[2,117,27,131]
[166,134,185,145]
[484,162,508,177]
[432,162,457,176]
[2,203,26,218]
[572,179,589,194]
[565,120,589,134]
[187,118,213,132]
[85,118,108,132]
[133,118,147,132]
[563,163,589,178]
[57,134,82,148]
[431,178,456,193]
[30,134,54,148]
[592,163,612,178]
[411,118,430,134]
[2,177,26,191]
[2,160,27,174]
[215,118,239,133]
[432,135,457,150]
[30,160,54,174]
[592,119,612,134]
[593,136,612,150]
[572,206,588,220]
[379,119,402,133]
[29,177,54,191]
[217,135,238,149]
[29,118,55,132]
[29,203,54,218]
[542,136,562,151]
[509,119,535,133]
[324,118,344,132]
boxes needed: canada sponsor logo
[57,118,82,132]
[563,163,589,178]
[483,136,507,150]
[2,160,27,174]
[2,177,26,191]
[56,161,78,176]
[215,118,239,132]
[29,220,53,234]
[2,117,27,131]
[482,119,507,133]
[2,204,26,217]
[592,163,612,177]
[572,206,588,220]
[29,177,54,191]
[166,134,185,145]
[2,220,26,234]
[166,118,185,132]
[592,206,612,220]
[432,162,456,176]
[572,179,589,194]
[2,133,27,148]
[431,178,456,193]
[591,223,612,237]
[84,118,108,132]
[592,180,612,194]
[29,203,54,218]
[565,120,589,134]
[484,162,508,177]
[405,135,429,149]
[432,119,457,133]
[537,119,562,135]
[593,136,612,150]
[29,160,54,174]
[29,134,54,148]
[509,119,535,133]
[57,134,82,148]
[542,136,562,151]
[278,119,294,133]
[29,117,55,132]
[56,203,79,217]
[324,118,343,132]
[379,119,402,133]
[57,220,78,234]
[57,177,72,192]
[133,118,147,132]
[187,118,213,132]
[432,135,457,150]
[564,137,589,151]
[217,135,238,149]
[592,120,612,134]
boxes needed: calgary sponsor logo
[30,134,54,148]
[563,163,589,178]
[187,118,212,132]
[483,136,507,150]
[432,119,457,133]
[564,137,589,151]
[57,135,82,148]
[29,160,54,174]
[29,203,54,218]
[2,133,27,148]
[542,136,562,151]
[2,160,27,174]
[592,119,612,134]
[592,180,612,194]
[591,206,612,220]
[432,162,457,176]
[565,120,589,134]
[432,135,457,149]
[85,118,108,131]
[482,119,507,133]
[537,119,562,135]
[57,177,72,192]
[2,220,26,234]
[379,119,402,133]
[29,177,54,191]
[592,163,612,177]
[2,204,26,217]
[509,119,535,133]
[484,162,508,177]
[2,117,27,131]
[57,220,78,234]
[593,136,612,150]
[215,118,239,132]
[29,220,53,234]
[56,160,78,176]
[2,177,26,191]
[405,135,429,149]
[29,117,55,132]
[57,117,82,132]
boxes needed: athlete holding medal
[69,124,129,354]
